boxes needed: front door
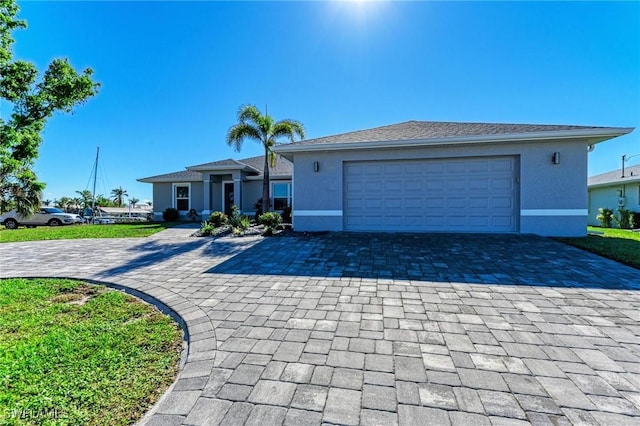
[223,182,234,216]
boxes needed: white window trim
[272,182,292,211]
[172,183,191,212]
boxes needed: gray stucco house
[588,164,640,226]
[138,155,293,218]
[139,121,632,236]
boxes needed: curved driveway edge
[2,228,640,425]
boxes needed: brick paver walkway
[1,227,639,425]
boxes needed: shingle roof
[138,155,292,183]
[238,155,292,177]
[280,120,620,147]
[189,159,247,168]
[138,170,202,183]
[588,164,640,187]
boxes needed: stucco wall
[153,183,173,213]
[152,181,202,218]
[242,180,262,214]
[289,139,590,236]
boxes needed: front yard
[0,278,182,425]
[557,226,640,269]
[0,222,179,243]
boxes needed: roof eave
[588,178,640,188]
[137,177,200,183]
[274,128,634,154]
[186,164,261,173]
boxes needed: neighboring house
[273,121,632,237]
[138,155,292,218]
[587,164,640,226]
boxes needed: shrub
[632,212,640,229]
[616,208,633,229]
[162,207,179,221]
[208,211,228,227]
[596,208,614,228]
[200,221,215,236]
[258,212,282,228]
[281,206,292,224]
[230,214,251,236]
[258,212,282,236]
[230,204,240,220]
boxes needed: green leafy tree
[70,197,82,213]
[110,186,128,207]
[75,189,93,208]
[226,105,304,212]
[56,196,68,210]
[95,194,112,207]
[0,0,99,216]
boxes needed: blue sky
[11,1,640,203]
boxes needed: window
[272,182,292,210]
[173,184,190,211]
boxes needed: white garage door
[344,157,517,232]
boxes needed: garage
[343,156,518,232]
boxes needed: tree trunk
[262,147,271,213]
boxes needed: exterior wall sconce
[313,161,320,172]
[552,152,560,165]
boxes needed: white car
[0,207,76,229]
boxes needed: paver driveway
[1,227,640,425]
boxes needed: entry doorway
[223,182,234,216]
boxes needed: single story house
[138,155,292,218]
[587,163,640,226]
[139,121,632,237]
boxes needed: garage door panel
[385,181,403,192]
[492,158,515,172]
[492,177,514,190]
[470,178,490,190]
[469,197,489,209]
[385,198,403,209]
[425,179,445,191]
[344,157,517,232]
[447,179,467,191]
[469,216,489,227]
[492,196,513,209]
[468,160,491,172]
[425,216,445,226]
[447,162,467,173]
[405,180,423,192]
[384,164,404,175]
[447,197,467,208]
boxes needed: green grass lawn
[556,226,640,269]
[0,222,180,243]
[0,278,182,425]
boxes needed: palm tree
[95,194,112,207]
[129,197,139,208]
[226,105,304,212]
[57,196,70,211]
[110,186,128,207]
[43,199,51,206]
[76,190,93,208]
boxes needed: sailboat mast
[91,147,99,216]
